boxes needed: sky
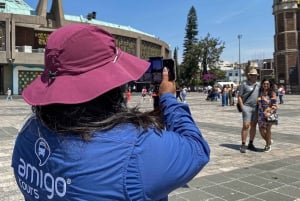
[25,0,274,64]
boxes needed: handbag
[237,84,257,112]
[266,112,278,122]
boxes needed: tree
[197,33,225,74]
[209,68,226,81]
[180,6,199,85]
[173,47,180,80]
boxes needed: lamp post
[238,34,242,85]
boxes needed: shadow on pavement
[219,143,265,152]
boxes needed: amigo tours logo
[35,138,51,166]
[17,137,67,199]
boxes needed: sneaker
[247,143,257,152]
[240,144,247,153]
[264,145,272,152]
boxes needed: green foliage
[209,68,226,81]
[179,7,226,86]
[197,33,225,75]
[183,6,198,54]
[173,47,180,80]
[180,6,199,85]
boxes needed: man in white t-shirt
[6,88,12,101]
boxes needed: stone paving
[0,93,300,201]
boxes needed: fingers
[159,67,176,95]
[162,67,168,81]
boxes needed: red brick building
[273,0,300,93]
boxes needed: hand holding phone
[159,67,176,96]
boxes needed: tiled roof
[0,0,154,38]
[64,14,155,37]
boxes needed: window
[0,3,5,9]
[0,21,5,51]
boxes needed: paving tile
[172,189,217,201]
[289,164,300,172]
[187,177,216,189]
[201,173,235,184]
[220,167,261,179]
[275,185,300,199]
[280,156,300,164]
[168,195,187,201]
[241,175,285,189]
[1,94,300,200]
[201,185,248,201]
[250,160,290,171]
[256,172,299,185]
[275,169,300,179]
[255,191,296,201]
[292,181,300,188]
[221,180,267,196]
[241,197,266,201]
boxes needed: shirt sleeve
[130,93,210,201]
[238,83,245,97]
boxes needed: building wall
[273,0,300,93]
[0,1,171,95]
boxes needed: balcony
[15,46,45,53]
[14,46,44,65]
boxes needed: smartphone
[136,57,175,84]
[163,59,176,82]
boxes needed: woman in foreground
[12,24,210,201]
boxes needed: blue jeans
[279,95,284,104]
[222,94,227,106]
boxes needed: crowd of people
[126,68,282,155]
[205,84,237,106]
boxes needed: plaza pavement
[0,92,300,201]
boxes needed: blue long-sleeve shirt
[12,93,210,201]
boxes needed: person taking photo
[11,24,210,201]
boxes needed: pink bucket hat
[22,24,150,106]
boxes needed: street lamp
[261,61,267,82]
[238,34,242,85]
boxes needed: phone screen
[135,57,175,83]
[151,59,163,83]
[163,59,176,81]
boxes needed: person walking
[278,84,285,104]
[125,88,131,106]
[221,85,228,106]
[238,68,260,153]
[6,88,12,101]
[176,86,182,102]
[181,86,188,103]
[258,79,278,152]
[141,86,147,102]
[230,84,236,106]
[11,24,210,201]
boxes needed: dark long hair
[260,78,276,98]
[33,87,164,140]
